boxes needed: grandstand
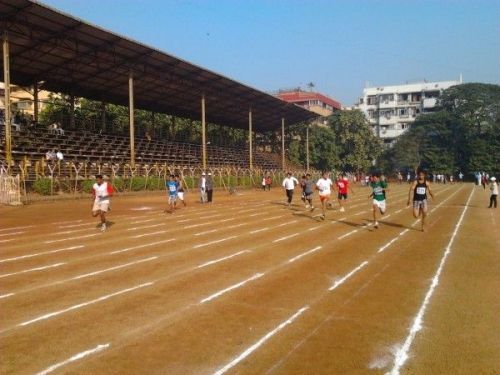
[0,0,317,184]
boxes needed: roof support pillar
[3,31,12,173]
[128,72,135,168]
[281,117,285,171]
[248,108,253,170]
[69,95,75,129]
[101,101,106,133]
[33,81,39,124]
[306,124,310,172]
[201,94,206,170]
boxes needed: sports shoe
[310,206,315,212]
[320,214,325,220]
[374,221,379,229]
[101,223,107,232]
[339,206,345,212]
[305,204,310,209]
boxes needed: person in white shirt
[92,175,113,231]
[316,171,334,220]
[199,172,207,203]
[56,150,64,161]
[489,177,498,208]
[282,172,299,207]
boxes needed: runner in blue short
[165,175,178,213]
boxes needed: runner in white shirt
[92,174,113,231]
[282,172,299,207]
[316,171,334,220]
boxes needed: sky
[41,0,500,105]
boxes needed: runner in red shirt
[336,173,354,212]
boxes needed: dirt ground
[0,182,498,375]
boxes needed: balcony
[423,98,437,108]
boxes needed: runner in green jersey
[369,172,387,229]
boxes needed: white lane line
[44,233,99,244]
[378,230,409,254]
[58,222,93,229]
[226,223,246,230]
[308,226,321,231]
[276,220,298,227]
[52,227,94,236]
[200,273,264,304]
[0,245,84,263]
[127,223,164,231]
[71,257,158,280]
[213,306,309,375]
[0,293,15,299]
[249,213,261,217]
[193,236,237,249]
[388,188,474,375]
[35,343,110,375]
[51,219,83,225]
[184,223,207,229]
[195,229,219,236]
[17,282,154,328]
[0,239,15,243]
[197,250,250,269]
[0,231,25,237]
[354,210,367,216]
[329,261,369,291]
[272,232,299,243]
[338,229,358,240]
[129,230,164,239]
[0,262,66,279]
[176,218,192,223]
[288,246,322,263]
[262,214,286,221]
[250,227,269,234]
[0,225,34,232]
[130,218,155,224]
[109,239,174,255]
[219,218,236,223]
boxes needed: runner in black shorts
[407,169,434,232]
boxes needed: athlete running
[407,170,434,232]
[369,172,387,229]
[303,173,315,211]
[175,174,187,207]
[91,174,113,232]
[165,175,178,213]
[336,173,354,212]
[316,171,333,220]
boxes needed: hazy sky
[41,0,500,105]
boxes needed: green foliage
[33,178,53,195]
[129,176,147,191]
[382,83,500,177]
[146,176,163,191]
[111,177,126,192]
[81,179,94,194]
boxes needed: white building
[356,78,462,145]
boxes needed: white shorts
[177,192,184,200]
[92,200,109,213]
[372,199,386,213]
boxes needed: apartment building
[356,78,462,145]
[276,89,341,119]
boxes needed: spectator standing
[282,172,299,207]
[261,175,266,191]
[489,177,498,208]
[265,174,272,191]
[199,172,207,203]
[56,150,64,161]
[206,172,214,203]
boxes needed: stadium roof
[0,0,317,131]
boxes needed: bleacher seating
[1,127,282,171]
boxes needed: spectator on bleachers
[45,149,56,162]
[265,174,272,191]
[56,150,64,161]
[48,122,57,134]
[55,123,65,135]
[145,131,152,141]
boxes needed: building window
[367,96,377,105]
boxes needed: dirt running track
[0,183,498,375]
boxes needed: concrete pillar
[3,31,12,171]
[129,72,135,168]
[33,81,39,124]
[281,117,285,171]
[248,108,253,170]
[201,94,207,170]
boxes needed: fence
[2,158,314,198]
[0,168,22,205]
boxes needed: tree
[328,110,382,173]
